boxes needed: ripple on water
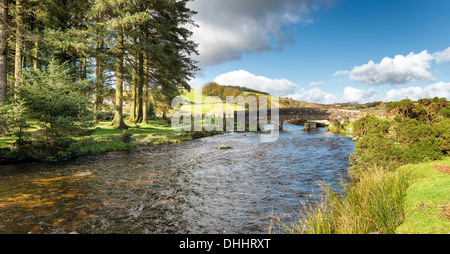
[0,123,355,234]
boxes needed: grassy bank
[0,119,223,164]
[273,157,449,234]
[396,157,450,234]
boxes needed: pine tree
[111,24,128,129]
[135,0,198,122]
[0,0,7,102]
[13,0,24,101]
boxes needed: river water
[0,123,355,234]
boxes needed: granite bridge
[232,107,361,130]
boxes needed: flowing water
[0,123,355,234]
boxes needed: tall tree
[135,46,144,123]
[133,0,198,122]
[0,0,7,102]
[14,0,24,101]
[111,24,127,129]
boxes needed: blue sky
[187,0,450,104]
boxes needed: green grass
[91,120,174,141]
[0,120,175,147]
[179,89,247,115]
[0,117,224,163]
[276,167,408,234]
[396,157,450,234]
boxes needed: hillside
[328,101,389,119]
[180,82,323,112]
[175,83,393,121]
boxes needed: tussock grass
[273,166,409,234]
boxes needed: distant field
[178,89,285,115]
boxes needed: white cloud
[434,47,450,63]
[332,70,349,77]
[188,0,333,67]
[342,87,379,103]
[309,81,324,87]
[348,50,435,85]
[188,76,207,89]
[287,87,338,104]
[213,70,298,96]
[385,82,450,102]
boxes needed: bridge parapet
[324,109,361,123]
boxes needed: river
[0,123,355,234]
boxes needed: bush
[0,101,31,147]
[120,130,133,143]
[352,114,390,138]
[19,60,95,141]
[350,99,449,179]
[0,60,95,162]
[95,109,115,121]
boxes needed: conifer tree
[0,0,7,102]
[2,0,199,128]
[13,0,24,101]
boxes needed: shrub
[19,60,95,141]
[120,130,133,143]
[350,99,449,179]
[350,134,403,178]
[0,101,31,147]
[1,60,95,162]
[352,114,390,138]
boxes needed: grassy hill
[177,82,324,116]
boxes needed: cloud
[309,81,324,86]
[287,87,338,104]
[213,70,298,96]
[385,82,450,102]
[348,50,435,85]
[434,47,450,63]
[342,87,379,103]
[188,0,333,67]
[332,70,349,77]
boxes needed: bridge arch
[233,107,361,131]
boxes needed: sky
[186,0,450,104]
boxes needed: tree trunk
[111,26,128,129]
[83,57,87,80]
[129,61,137,122]
[33,40,39,72]
[14,0,24,101]
[78,57,82,83]
[94,41,104,118]
[142,55,149,123]
[135,49,144,123]
[141,22,150,123]
[32,21,39,72]
[0,0,7,102]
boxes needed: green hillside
[176,82,323,116]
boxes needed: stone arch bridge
[233,107,361,130]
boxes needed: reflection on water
[0,123,355,234]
